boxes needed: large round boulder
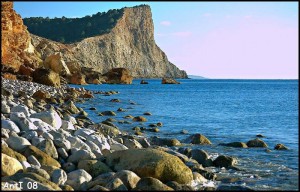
[105,148,193,184]
[213,155,237,168]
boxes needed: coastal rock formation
[162,77,180,84]
[32,68,61,87]
[43,53,71,76]
[1,2,41,72]
[102,68,133,84]
[28,5,188,78]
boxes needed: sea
[70,79,299,190]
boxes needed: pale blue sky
[14,2,298,79]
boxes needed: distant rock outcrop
[28,5,188,79]
[1,2,41,72]
[162,77,180,84]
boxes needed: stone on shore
[67,149,96,164]
[10,112,37,131]
[105,178,128,191]
[102,68,133,84]
[66,169,92,190]
[1,153,23,176]
[78,160,112,177]
[246,138,268,148]
[1,144,27,162]
[134,177,174,191]
[31,110,62,130]
[23,145,61,167]
[51,169,68,186]
[2,119,20,133]
[191,149,213,167]
[6,132,31,152]
[113,170,141,190]
[184,133,212,145]
[105,148,193,184]
[32,68,61,87]
[36,139,58,159]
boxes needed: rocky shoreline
[1,77,261,191]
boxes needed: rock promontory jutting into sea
[2,1,187,88]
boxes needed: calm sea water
[71,79,299,190]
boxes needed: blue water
[71,79,299,190]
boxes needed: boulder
[27,155,41,167]
[10,112,37,131]
[23,145,61,167]
[140,80,149,84]
[113,170,141,190]
[44,52,71,75]
[69,72,87,85]
[162,77,180,84]
[32,90,51,101]
[213,155,237,168]
[6,132,31,152]
[32,68,60,87]
[100,111,117,116]
[166,181,194,191]
[66,169,92,190]
[78,160,112,177]
[274,144,288,150]
[134,177,174,191]
[103,68,133,84]
[51,169,67,186]
[18,65,34,76]
[36,139,58,159]
[92,123,121,137]
[219,142,248,148]
[67,149,96,164]
[246,138,268,148]
[123,138,143,149]
[191,149,213,167]
[25,167,50,180]
[105,148,193,184]
[10,105,31,117]
[30,110,62,130]
[150,137,181,147]
[63,100,80,114]
[184,134,212,145]
[132,116,147,122]
[1,154,23,176]
[105,178,128,191]
[1,145,27,162]
[2,119,20,133]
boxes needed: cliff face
[31,5,187,78]
[1,2,41,71]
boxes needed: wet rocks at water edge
[274,143,288,150]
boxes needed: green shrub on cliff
[23,8,124,43]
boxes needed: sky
[14,1,299,79]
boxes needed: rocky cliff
[1,1,41,72]
[30,5,187,78]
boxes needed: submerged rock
[274,143,288,150]
[184,133,212,145]
[246,138,268,148]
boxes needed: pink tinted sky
[152,2,298,79]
